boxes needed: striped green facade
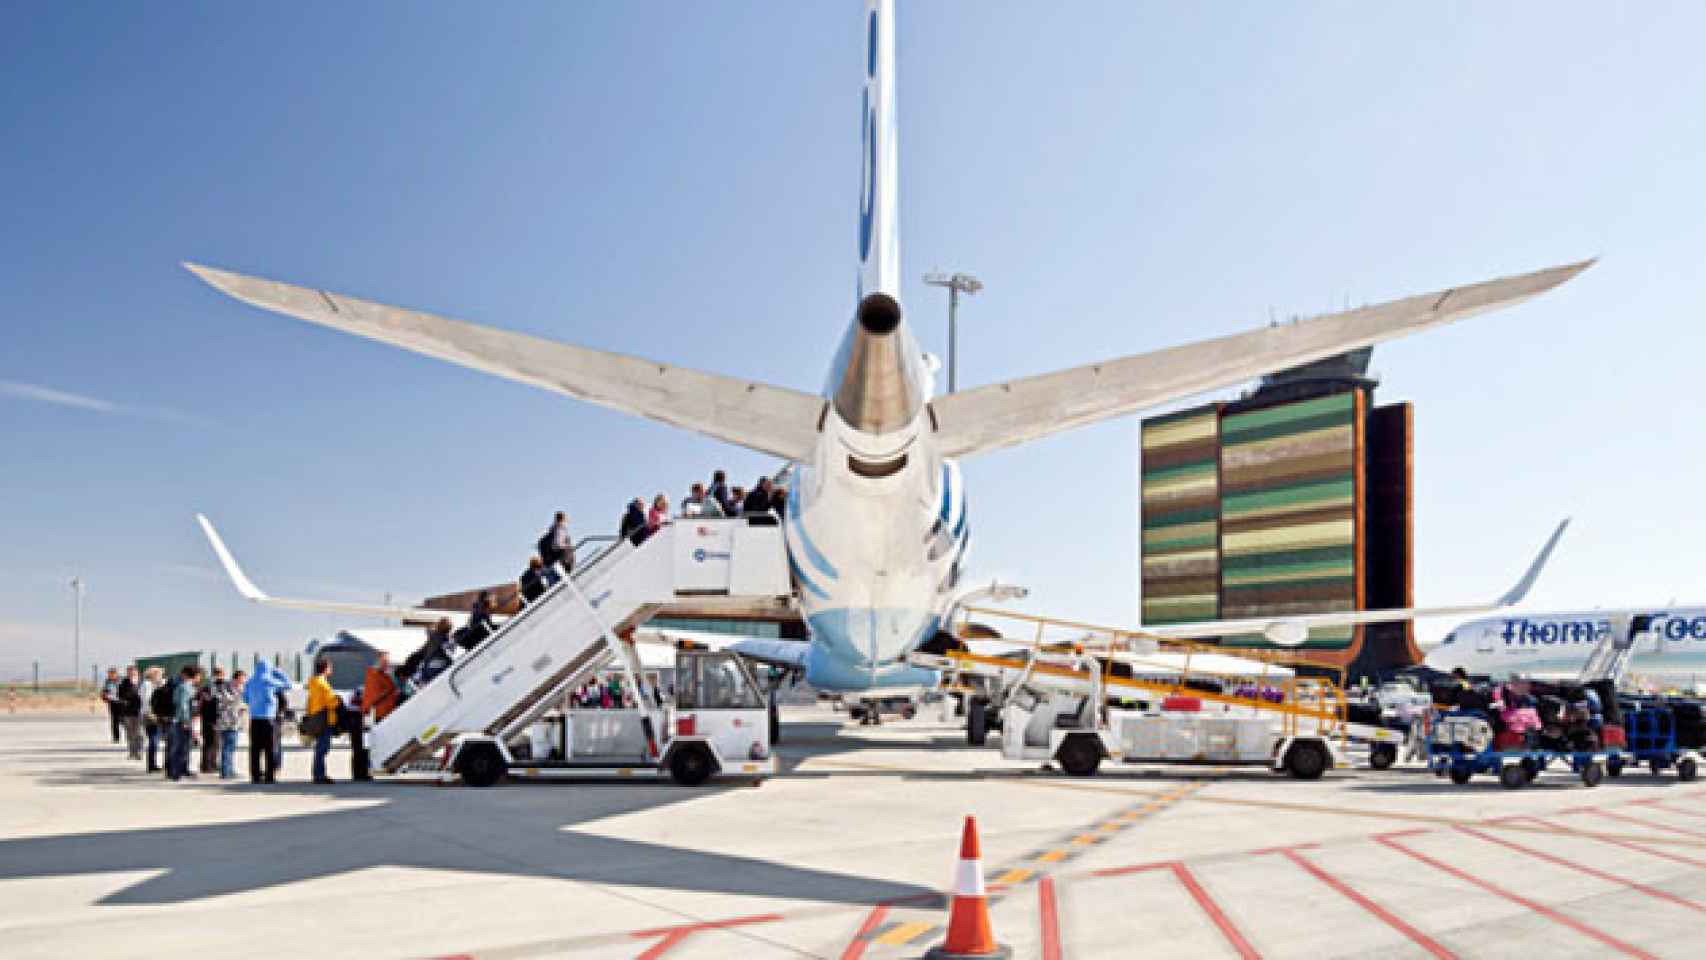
[1140,391,1369,651]
[1140,408,1220,624]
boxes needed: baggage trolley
[1428,710,1608,789]
[1608,706,1701,781]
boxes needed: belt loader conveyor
[369,519,792,778]
[910,649,1412,778]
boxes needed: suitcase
[1600,724,1626,749]
[1493,730,1526,751]
[1674,702,1705,749]
[1161,696,1202,713]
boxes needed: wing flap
[931,259,1593,458]
[184,264,825,461]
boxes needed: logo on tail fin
[858,9,877,270]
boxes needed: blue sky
[4,2,1705,680]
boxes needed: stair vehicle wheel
[457,742,507,788]
[1056,735,1102,777]
[967,698,989,747]
[1679,757,1699,782]
[1449,765,1473,785]
[1606,754,1624,778]
[1285,740,1330,781]
[1369,742,1397,771]
[1580,762,1604,788]
[1499,764,1527,790]
[669,743,716,786]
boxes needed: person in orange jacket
[349,653,400,782]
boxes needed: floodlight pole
[923,271,983,393]
[70,577,84,690]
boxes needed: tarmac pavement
[2,707,1704,958]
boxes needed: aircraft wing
[930,260,1593,458]
[196,514,471,626]
[1141,519,1570,646]
[183,264,825,461]
[632,624,810,671]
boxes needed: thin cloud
[0,378,212,427]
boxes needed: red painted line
[1577,808,1706,840]
[838,905,890,960]
[1376,836,1655,960]
[1088,859,1174,879]
[1633,799,1706,821]
[1518,816,1706,870]
[1039,876,1063,960]
[1169,863,1260,960]
[631,913,784,960]
[1277,849,1456,959]
[1458,826,1704,914]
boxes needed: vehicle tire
[967,699,988,747]
[1057,735,1102,777]
[1522,757,1542,782]
[1285,740,1330,781]
[1500,765,1527,790]
[768,700,781,746]
[1606,755,1625,778]
[1581,762,1604,788]
[1369,743,1397,771]
[457,742,507,788]
[1449,766,1473,785]
[1679,757,1699,782]
[669,744,716,787]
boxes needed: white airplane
[1427,607,1706,684]
[186,0,1587,701]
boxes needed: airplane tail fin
[858,0,899,301]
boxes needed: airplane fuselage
[1427,607,1706,681]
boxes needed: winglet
[1496,517,1570,607]
[195,513,269,603]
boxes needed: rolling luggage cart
[1607,705,1700,781]
[1428,709,1609,789]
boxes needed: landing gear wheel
[901,704,917,720]
[1580,762,1604,788]
[1606,755,1625,778]
[967,698,988,747]
[1369,743,1397,771]
[1285,741,1330,781]
[1679,757,1699,782]
[848,706,866,724]
[668,744,715,787]
[1499,765,1527,790]
[1449,766,1473,785]
[457,742,507,788]
[1057,736,1102,777]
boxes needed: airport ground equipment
[436,647,776,786]
[1577,614,1646,686]
[367,519,792,780]
[913,647,1384,779]
[1606,704,1701,781]
[1428,709,1609,789]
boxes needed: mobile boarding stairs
[369,519,793,786]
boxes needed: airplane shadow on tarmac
[2,747,936,909]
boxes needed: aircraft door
[1476,626,1497,654]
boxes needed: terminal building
[1139,349,1419,678]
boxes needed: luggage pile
[1428,679,1614,789]
[1605,697,1703,781]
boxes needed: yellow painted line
[1100,821,1126,833]
[1037,850,1068,863]
[1071,834,1100,846]
[992,868,1034,885]
[874,921,935,945]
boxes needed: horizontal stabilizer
[183,264,825,461]
[931,260,1593,458]
[1146,518,1569,645]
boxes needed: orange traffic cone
[925,816,1011,959]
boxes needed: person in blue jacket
[245,660,293,784]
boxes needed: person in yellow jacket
[305,658,342,784]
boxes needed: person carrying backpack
[538,511,573,578]
[197,668,225,774]
[305,658,342,785]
